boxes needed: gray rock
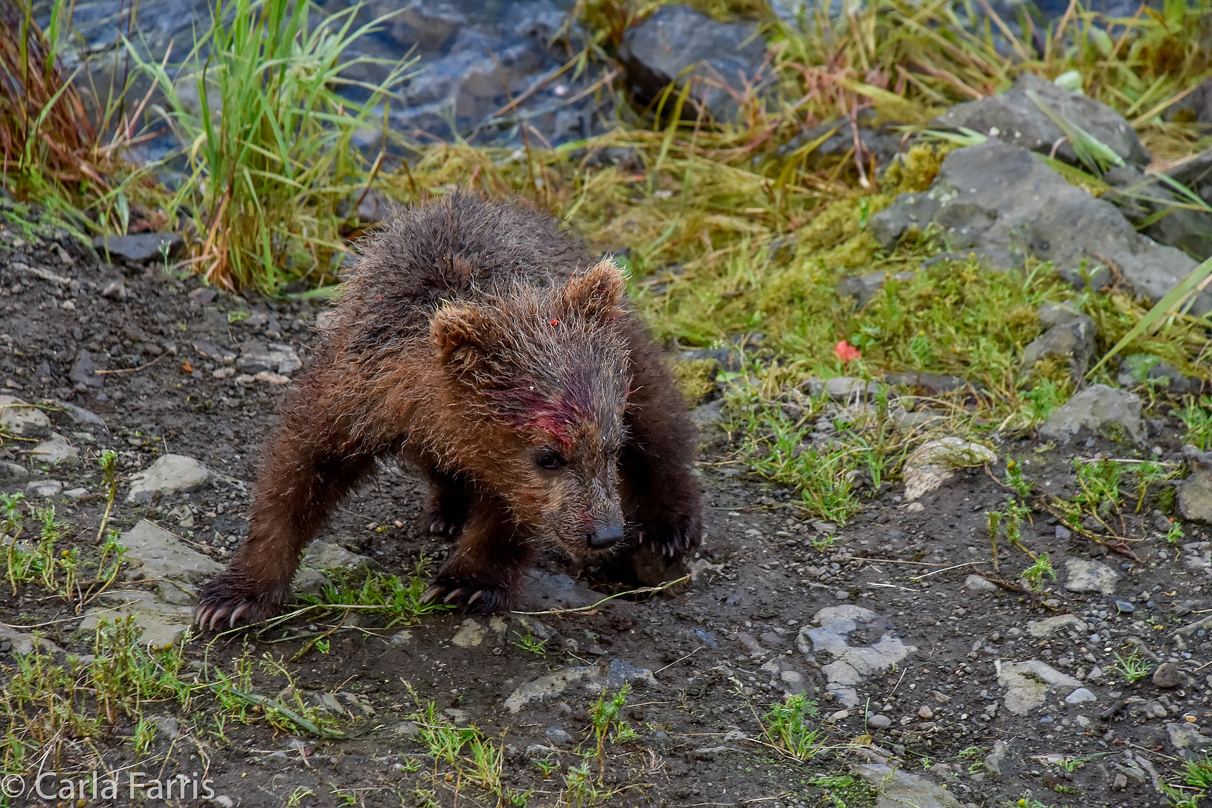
[930,73,1150,168]
[618,5,767,122]
[984,739,1008,777]
[237,341,302,376]
[93,233,184,264]
[118,520,223,604]
[1167,150,1212,210]
[1027,614,1085,638]
[852,763,964,808]
[1178,445,1212,524]
[797,605,916,708]
[78,589,195,647]
[902,438,996,502]
[805,376,886,402]
[1039,384,1145,446]
[1153,662,1182,688]
[505,659,654,713]
[1104,164,1212,260]
[520,569,599,610]
[0,462,28,481]
[836,269,916,308]
[964,573,997,591]
[59,401,106,427]
[452,619,487,648]
[1166,722,1211,761]
[690,399,724,427]
[998,660,1081,714]
[1021,312,1095,381]
[70,350,104,388]
[126,454,211,503]
[1116,353,1194,394]
[0,622,64,656]
[1064,687,1097,705]
[869,140,1208,313]
[24,480,63,498]
[29,434,80,467]
[883,371,975,395]
[0,395,51,436]
[301,540,371,573]
[545,725,573,745]
[1063,557,1120,595]
[867,714,892,730]
[1115,600,1135,613]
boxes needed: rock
[804,376,886,402]
[1178,445,1212,524]
[1065,687,1097,705]
[70,350,104,388]
[797,605,916,708]
[836,269,916,309]
[28,434,80,467]
[1166,722,1211,760]
[24,480,63,498]
[902,438,996,502]
[126,454,212,502]
[918,705,933,719]
[1027,614,1085,639]
[852,763,964,808]
[0,622,64,656]
[0,396,50,436]
[997,660,1081,715]
[964,574,997,592]
[883,372,975,395]
[117,520,223,604]
[93,233,184,264]
[984,739,1008,777]
[1021,310,1095,381]
[617,5,767,122]
[1104,165,1212,260]
[505,659,654,713]
[545,725,573,745]
[1115,599,1135,613]
[1039,385,1145,446]
[868,714,892,730]
[150,714,182,740]
[78,589,195,647]
[1153,662,1182,688]
[1063,558,1119,595]
[59,401,106,426]
[870,140,1208,313]
[690,399,724,427]
[930,73,1149,168]
[0,462,28,481]
[1117,353,1195,394]
[520,569,599,610]
[452,619,487,648]
[237,341,302,376]
[301,541,371,573]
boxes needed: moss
[673,358,722,404]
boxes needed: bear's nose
[587,524,624,548]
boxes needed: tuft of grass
[127,0,415,293]
[760,693,825,761]
[298,558,452,628]
[1178,396,1212,450]
[1111,648,1155,684]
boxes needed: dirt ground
[1,215,1210,808]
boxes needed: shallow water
[35,0,601,152]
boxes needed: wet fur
[195,193,702,628]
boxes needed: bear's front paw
[421,568,514,615]
[194,572,291,630]
[633,507,702,558]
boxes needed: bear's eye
[535,448,565,470]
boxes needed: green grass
[759,693,825,761]
[126,0,414,292]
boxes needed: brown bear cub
[195,193,702,629]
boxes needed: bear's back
[335,194,594,349]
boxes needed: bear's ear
[431,303,494,369]
[560,257,627,323]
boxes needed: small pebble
[868,715,892,730]
[918,705,933,720]
[1153,662,1182,689]
[1115,601,1135,614]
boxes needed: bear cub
[195,193,702,628]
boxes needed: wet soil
[1,219,1210,808]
